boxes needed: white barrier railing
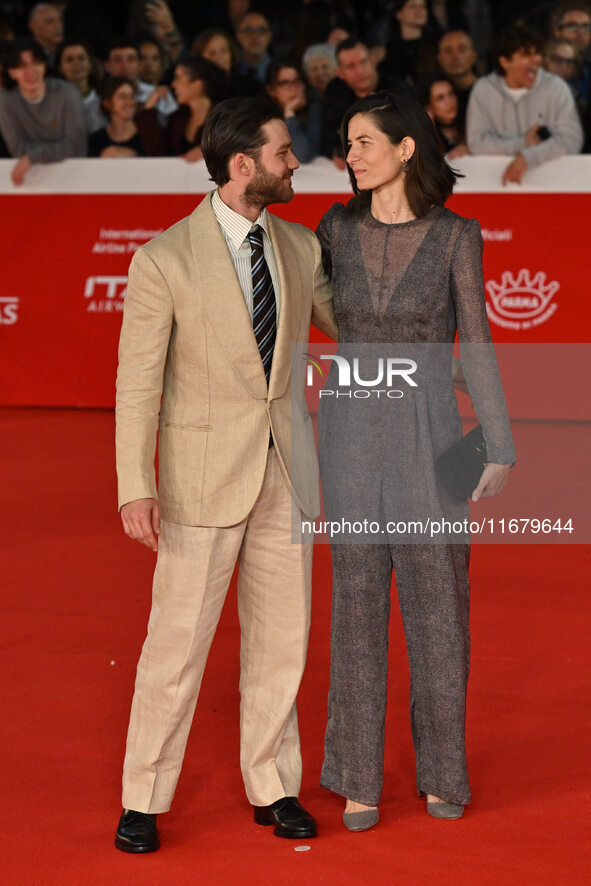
[1,155,591,194]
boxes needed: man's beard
[242,160,293,208]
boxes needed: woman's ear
[401,136,416,162]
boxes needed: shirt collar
[211,188,270,250]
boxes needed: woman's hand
[143,85,170,110]
[284,86,307,118]
[11,155,32,185]
[101,146,138,158]
[471,463,511,502]
[184,146,203,163]
[447,143,469,160]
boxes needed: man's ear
[229,151,254,180]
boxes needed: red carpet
[1,407,589,885]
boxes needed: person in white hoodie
[466,25,583,184]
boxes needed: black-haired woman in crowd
[416,74,468,158]
[192,27,257,96]
[88,76,166,157]
[266,61,322,163]
[167,56,228,162]
[377,0,439,87]
[316,91,514,830]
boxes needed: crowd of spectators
[0,1,589,185]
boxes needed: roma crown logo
[485,269,559,330]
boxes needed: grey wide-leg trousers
[321,542,471,807]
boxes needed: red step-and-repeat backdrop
[1,157,589,418]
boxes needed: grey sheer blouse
[316,196,516,467]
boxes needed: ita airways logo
[0,296,19,325]
[84,275,128,313]
[485,269,559,331]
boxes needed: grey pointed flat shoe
[426,800,464,820]
[342,808,379,831]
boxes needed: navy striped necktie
[247,225,277,384]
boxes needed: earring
[402,159,409,173]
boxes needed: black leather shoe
[253,796,317,838]
[115,809,160,853]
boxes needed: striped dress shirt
[210,188,281,319]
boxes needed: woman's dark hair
[415,74,457,114]
[175,55,229,103]
[388,0,427,41]
[340,91,460,217]
[99,76,134,117]
[191,27,238,68]
[2,38,46,89]
[265,60,302,89]
[201,96,283,186]
[55,38,99,90]
[493,25,544,76]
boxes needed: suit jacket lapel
[189,193,267,400]
[267,214,302,402]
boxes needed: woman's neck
[370,180,415,224]
[400,23,423,41]
[107,116,137,140]
[187,95,212,124]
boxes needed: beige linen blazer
[116,192,338,526]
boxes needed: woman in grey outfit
[316,92,515,830]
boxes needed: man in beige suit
[114,97,338,853]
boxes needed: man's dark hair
[340,91,460,218]
[493,25,544,75]
[437,28,474,51]
[1,37,46,89]
[336,37,365,60]
[201,96,283,186]
[105,37,139,60]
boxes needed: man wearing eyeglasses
[235,11,273,88]
[552,1,591,103]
